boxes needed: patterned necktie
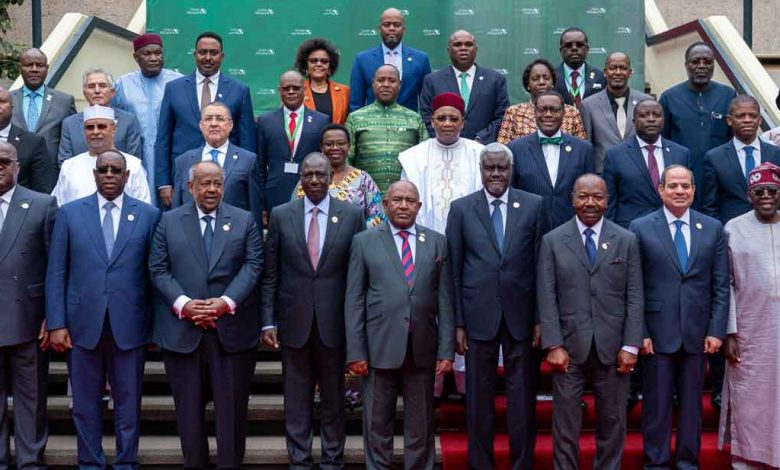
[201,77,212,111]
[102,201,116,257]
[673,220,688,272]
[647,144,660,189]
[491,199,504,255]
[398,230,414,287]
[288,112,298,152]
[202,214,213,260]
[584,227,596,268]
[744,146,756,180]
[209,148,220,165]
[27,92,39,131]
[307,207,320,269]
[615,96,627,137]
[459,72,471,105]
[570,70,581,107]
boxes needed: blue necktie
[202,215,213,260]
[27,92,39,131]
[673,220,688,272]
[102,201,116,257]
[209,148,220,165]
[744,146,755,180]
[491,199,504,255]
[584,227,596,268]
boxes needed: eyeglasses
[0,158,18,168]
[96,166,125,175]
[202,115,231,123]
[434,115,462,123]
[322,140,349,149]
[84,123,110,131]
[535,106,564,115]
[751,187,780,197]
[307,57,330,65]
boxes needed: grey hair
[479,142,514,167]
[188,160,223,181]
[200,101,233,120]
[82,68,115,89]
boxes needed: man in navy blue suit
[603,98,691,228]
[419,30,508,144]
[508,90,595,233]
[702,95,780,224]
[172,102,261,224]
[446,142,543,469]
[256,70,329,218]
[629,164,729,469]
[149,161,262,469]
[155,31,256,208]
[348,8,432,112]
[46,150,160,470]
[553,27,606,108]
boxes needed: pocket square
[609,257,624,264]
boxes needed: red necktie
[647,144,660,189]
[288,112,297,152]
[570,70,581,108]
[307,207,319,269]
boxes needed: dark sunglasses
[85,123,110,131]
[96,166,125,175]
[751,187,780,197]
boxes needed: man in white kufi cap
[52,105,150,205]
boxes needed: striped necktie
[398,230,414,287]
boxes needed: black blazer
[8,124,56,194]
[553,63,607,106]
[446,188,543,342]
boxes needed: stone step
[15,435,442,467]
[47,361,283,384]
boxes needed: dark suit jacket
[553,63,607,106]
[629,209,729,353]
[538,217,643,365]
[149,202,263,354]
[10,87,77,187]
[603,138,691,228]
[46,194,160,350]
[446,188,543,342]
[57,108,143,165]
[419,65,509,143]
[255,107,329,212]
[508,132,595,233]
[261,198,365,348]
[345,223,455,369]
[348,44,432,112]
[0,185,57,347]
[172,143,262,223]
[154,71,256,188]
[8,124,55,193]
[701,140,780,224]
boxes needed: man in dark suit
[508,90,595,233]
[47,149,160,469]
[553,28,607,108]
[419,30,508,144]
[702,95,780,225]
[580,52,651,172]
[261,153,365,469]
[629,164,728,469]
[256,70,329,216]
[149,161,262,469]
[346,180,454,469]
[172,102,261,224]
[348,8,432,112]
[446,143,543,469]
[0,141,56,470]
[538,174,643,470]
[58,68,143,166]
[603,98,691,228]
[155,32,256,207]
[0,86,54,193]
[10,48,77,188]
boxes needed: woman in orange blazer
[296,38,350,125]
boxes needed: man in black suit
[149,161,263,469]
[446,142,543,469]
[419,30,509,144]
[0,141,57,469]
[261,153,364,469]
[0,86,54,193]
[553,27,606,108]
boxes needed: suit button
[12,276,18,281]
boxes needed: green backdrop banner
[147,0,645,115]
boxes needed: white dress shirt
[0,122,10,142]
[97,192,123,238]
[0,185,15,230]
[563,63,585,93]
[538,130,562,187]
[484,188,508,233]
[51,151,151,207]
[201,141,229,168]
[389,221,417,260]
[732,137,762,176]
[452,64,476,93]
[636,136,665,171]
[284,105,305,155]
[304,195,330,256]
[663,206,691,256]
[382,42,403,77]
[196,69,220,109]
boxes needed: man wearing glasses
[51,105,150,206]
[553,27,607,109]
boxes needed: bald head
[379,8,406,49]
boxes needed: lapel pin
[223,223,231,231]
[696,222,703,230]
[407,57,412,62]
[307,115,312,123]
[601,242,609,250]
[14,136,19,141]
[665,147,671,152]
[127,213,135,222]
[46,94,53,102]
[565,145,572,152]
[512,201,520,208]
[632,100,637,105]
[479,75,484,80]
[20,201,29,209]
[589,71,595,80]
[419,233,426,242]
[331,216,338,223]
[217,93,223,99]
[232,154,238,160]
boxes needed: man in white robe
[720,162,780,469]
[52,105,150,206]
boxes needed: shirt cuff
[261,325,276,331]
[621,345,639,355]
[157,185,172,190]
[173,295,191,319]
[221,296,236,314]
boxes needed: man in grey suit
[346,180,454,470]
[10,48,77,186]
[261,153,365,469]
[538,174,643,470]
[57,68,143,166]
[0,141,58,469]
[580,52,651,173]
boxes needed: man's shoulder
[689,210,723,232]
[562,132,593,150]
[604,218,636,240]
[119,151,144,167]
[403,45,429,59]
[354,45,382,62]
[13,184,56,205]
[416,223,445,242]
[220,202,254,223]
[220,72,250,91]
[258,108,282,122]
[704,141,732,160]
[227,143,257,159]
[331,197,362,216]
[46,88,75,102]
[61,112,83,127]
[510,187,544,205]
[124,195,161,217]
[580,89,607,108]
[303,107,331,124]
[114,107,138,121]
